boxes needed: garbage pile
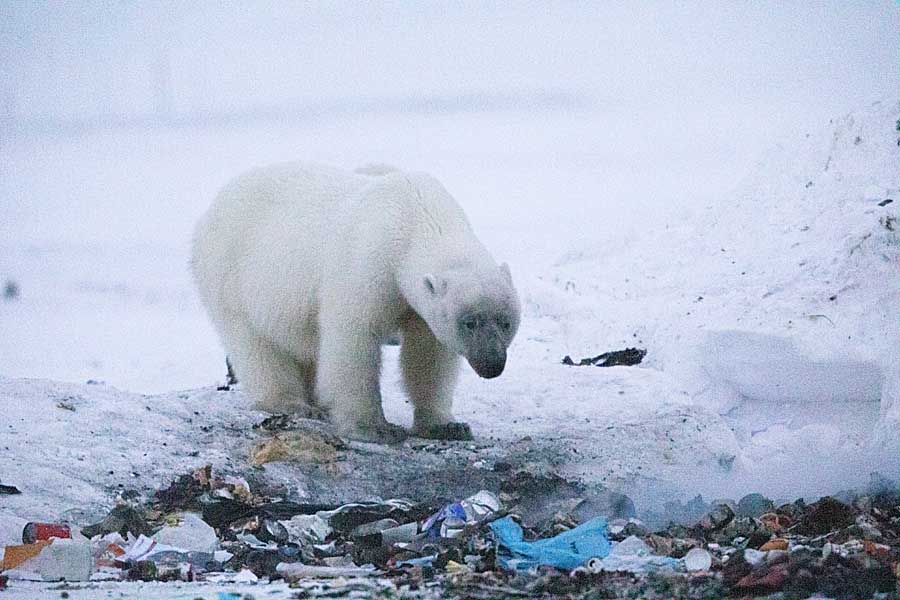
[2,466,900,598]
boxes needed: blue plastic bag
[490,516,611,571]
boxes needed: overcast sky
[2,1,898,123]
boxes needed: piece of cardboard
[0,540,51,571]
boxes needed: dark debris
[0,484,21,495]
[562,347,647,367]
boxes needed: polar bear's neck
[391,171,499,316]
[397,225,496,318]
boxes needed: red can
[22,522,71,544]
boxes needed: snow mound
[691,99,900,440]
[538,99,900,498]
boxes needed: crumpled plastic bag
[590,535,682,573]
[280,514,332,546]
[152,513,218,554]
[490,516,611,571]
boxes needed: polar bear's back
[201,161,366,235]
[191,163,371,334]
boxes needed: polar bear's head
[422,263,520,378]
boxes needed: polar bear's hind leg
[223,317,315,415]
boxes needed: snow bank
[538,99,900,498]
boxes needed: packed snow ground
[2,100,899,536]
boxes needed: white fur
[191,162,519,441]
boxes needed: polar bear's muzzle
[467,346,507,379]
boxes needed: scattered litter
[251,429,346,465]
[351,517,398,540]
[1,538,93,582]
[683,547,712,571]
[396,554,437,567]
[795,496,855,535]
[213,475,253,502]
[423,490,500,538]
[152,512,218,554]
[562,347,646,367]
[281,514,332,545]
[318,498,416,534]
[82,505,152,539]
[590,535,681,573]
[234,532,273,550]
[422,502,466,539]
[31,538,93,581]
[22,522,71,544]
[698,503,734,530]
[231,568,259,583]
[2,465,900,598]
[118,535,182,562]
[743,548,766,566]
[205,568,258,583]
[379,521,419,545]
[276,562,380,581]
[491,515,611,571]
[0,541,51,571]
[759,538,788,551]
[461,490,502,522]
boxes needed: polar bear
[191,162,520,443]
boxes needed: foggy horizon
[3,2,898,136]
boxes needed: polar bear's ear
[424,274,448,297]
[500,262,513,283]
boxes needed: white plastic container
[37,539,93,581]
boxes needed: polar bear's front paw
[343,420,409,445]
[416,421,473,441]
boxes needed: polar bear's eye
[499,320,511,332]
[464,318,478,331]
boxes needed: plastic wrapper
[490,516,611,571]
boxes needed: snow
[1,580,294,599]
[0,379,257,521]
[537,99,900,499]
[1,98,899,596]
[3,3,899,595]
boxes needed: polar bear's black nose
[468,348,507,379]
[480,357,506,379]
